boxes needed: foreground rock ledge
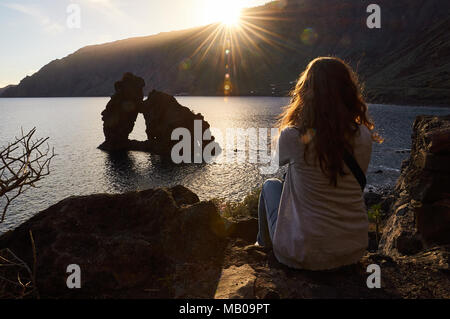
[0,184,449,299]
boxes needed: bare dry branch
[0,127,55,222]
[0,231,39,299]
[0,248,36,298]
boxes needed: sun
[205,1,244,27]
[220,5,242,26]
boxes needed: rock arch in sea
[98,72,217,161]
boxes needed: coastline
[0,95,449,108]
[1,95,447,234]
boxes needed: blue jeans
[257,178,283,247]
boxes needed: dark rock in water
[99,73,218,160]
[380,115,450,256]
[140,90,216,158]
[99,73,145,150]
[374,170,383,174]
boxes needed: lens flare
[300,27,319,46]
[301,129,316,144]
[224,79,232,95]
[179,58,192,71]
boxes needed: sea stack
[98,72,217,160]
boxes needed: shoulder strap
[343,150,366,192]
[291,127,366,191]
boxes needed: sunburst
[184,3,297,95]
[205,0,244,27]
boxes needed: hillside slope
[2,0,449,104]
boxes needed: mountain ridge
[2,0,449,105]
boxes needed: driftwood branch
[0,128,55,223]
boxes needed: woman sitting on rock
[257,57,382,270]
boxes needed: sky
[0,0,269,88]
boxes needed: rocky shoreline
[0,115,449,299]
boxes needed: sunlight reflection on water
[0,97,449,233]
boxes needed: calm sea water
[0,97,449,233]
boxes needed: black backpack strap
[343,150,366,192]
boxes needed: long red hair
[278,57,382,186]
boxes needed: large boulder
[379,115,450,256]
[0,186,227,298]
